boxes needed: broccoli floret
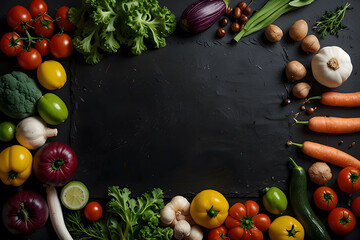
[0,71,42,119]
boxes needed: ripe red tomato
[50,33,73,58]
[29,0,48,18]
[17,48,42,70]
[56,6,75,32]
[328,207,356,235]
[208,225,228,240]
[84,201,103,221]
[33,14,55,38]
[0,32,23,56]
[252,213,271,231]
[313,186,338,211]
[351,196,360,218]
[34,39,50,56]
[337,166,360,194]
[7,5,32,33]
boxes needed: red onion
[2,190,49,235]
[180,0,226,33]
[33,141,78,186]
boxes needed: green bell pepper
[37,93,68,125]
[262,186,288,215]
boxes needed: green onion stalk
[234,0,316,42]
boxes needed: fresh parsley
[314,2,351,39]
[66,187,173,240]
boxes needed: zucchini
[289,158,331,240]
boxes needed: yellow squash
[0,145,33,186]
[269,215,305,240]
[190,189,229,229]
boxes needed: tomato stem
[240,215,254,230]
[286,224,300,237]
[339,211,351,225]
[52,158,66,170]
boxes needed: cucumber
[289,158,331,240]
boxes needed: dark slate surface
[1,0,360,239]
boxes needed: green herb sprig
[314,2,351,39]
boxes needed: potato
[308,162,332,185]
[264,24,283,42]
[285,60,307,81]
[301,34,320,53]
[289,19,308,41]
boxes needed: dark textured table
[1,0,360,239]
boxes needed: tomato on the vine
[33,14,55,38]
[351,196,360,218]
[29,0,48,18]
[50,33,73,58]
[56,6,75,32]
[208,225,228,240]
[313,186,338,211]
[7,5,32,33]
[35,39,50,56]
[17,48,42,70]
[337,166,360,194]
[84,201,103,221]
[328,207,356,235]
[0,32,23,56]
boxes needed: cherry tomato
[208,225,228,240]
[328,207,356,235]
[50,33,73,58]
[17,48,42,70]
[35,39,50,56]
[33,14,55,38]
[29,0,48,18]
[0,32,23,56]
[84,201,103,221]
[337,166,360,194]
[313,186,338,211]
[56,6,75,32]
[7,5,32,33]
[351,196,360,218]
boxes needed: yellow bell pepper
[0,145,33,186]
[269,215,305,240]
[190,189,229,229]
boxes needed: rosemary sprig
[314,2,351,39]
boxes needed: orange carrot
[307,91,360,107]
[294,116,360,134]
[288,140,360,169]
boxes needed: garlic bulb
[16,116,58,150]
[311,46,353,88]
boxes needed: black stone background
[0,0,360,239]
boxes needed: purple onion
[180,0,226,33]
[2,190,49,235]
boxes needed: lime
[0,121,15,142]
[60,181,89,210]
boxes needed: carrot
[287,140,360,169]
[307,91,360,107]
[294,116,360,134]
